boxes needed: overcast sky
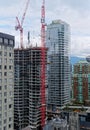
[0,0,90,57]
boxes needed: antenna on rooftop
[28,31,30,46]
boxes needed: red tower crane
[15,0,30,48]
[41,0,46,129]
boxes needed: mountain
[70,56,85,65]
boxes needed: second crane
[15,0,30,48]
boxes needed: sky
[0,0,90,58]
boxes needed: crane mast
[15,0,30,48]
[41,0,46,129]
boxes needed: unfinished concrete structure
[14,47,47,130]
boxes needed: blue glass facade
[46,20,71,108]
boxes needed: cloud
[0,0,90,57]
[71,35,90,57]
[60,0,90,12]
[45,0,90,57]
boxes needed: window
[9,124,11,128]
[0,100,1,105]
[9,47,12,50]
[4,52,7,56]
[4,126,6,130]
[54,128,57,130]
[0,121,1,125]
[9,111,13,115]
[9,40,13,45]
[0,107,2,110]
[9,66,11,69]
[9,86,13,89]
[4,105,7,110]
[9,98,12,102]
[4,65,7,69]
[9,53,11,57]
[9,59,13,64]
[9,66,13,70]
[4,119,6,124]
[4,59,7,64]
[4,79,7,83]
[0,65,2,69]
[9,117,12,121]
[4,92,7,96]
[4,39,8,44]
[0,52,2,56]
[4,112,7,117]
[9,79,13,83]
[0,72,2,77]
[9,104,12,109]
[4,99,7,103]
[4,72,7,76]
[9,72,13,77]
[0,38,3,43]
[0,114,1,118]
[0,58,2,63]
[0,79,2,84]
[0,86,1,91]
[0,94,2,98]
[4,85,7,90]
[0,46,2,49]
[81,116,85,121]
[4,46,7,50]
[9,91,13,96]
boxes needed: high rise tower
[46,20,70,109]
[73,60,90,104]
[0,32,14,130]
[14,47,47,130]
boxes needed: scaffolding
[14,49,29,130]
[14,47,47,130]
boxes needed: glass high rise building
[46,20,70,109]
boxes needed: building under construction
[14,47,47,130]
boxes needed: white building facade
[0,33,14,130]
